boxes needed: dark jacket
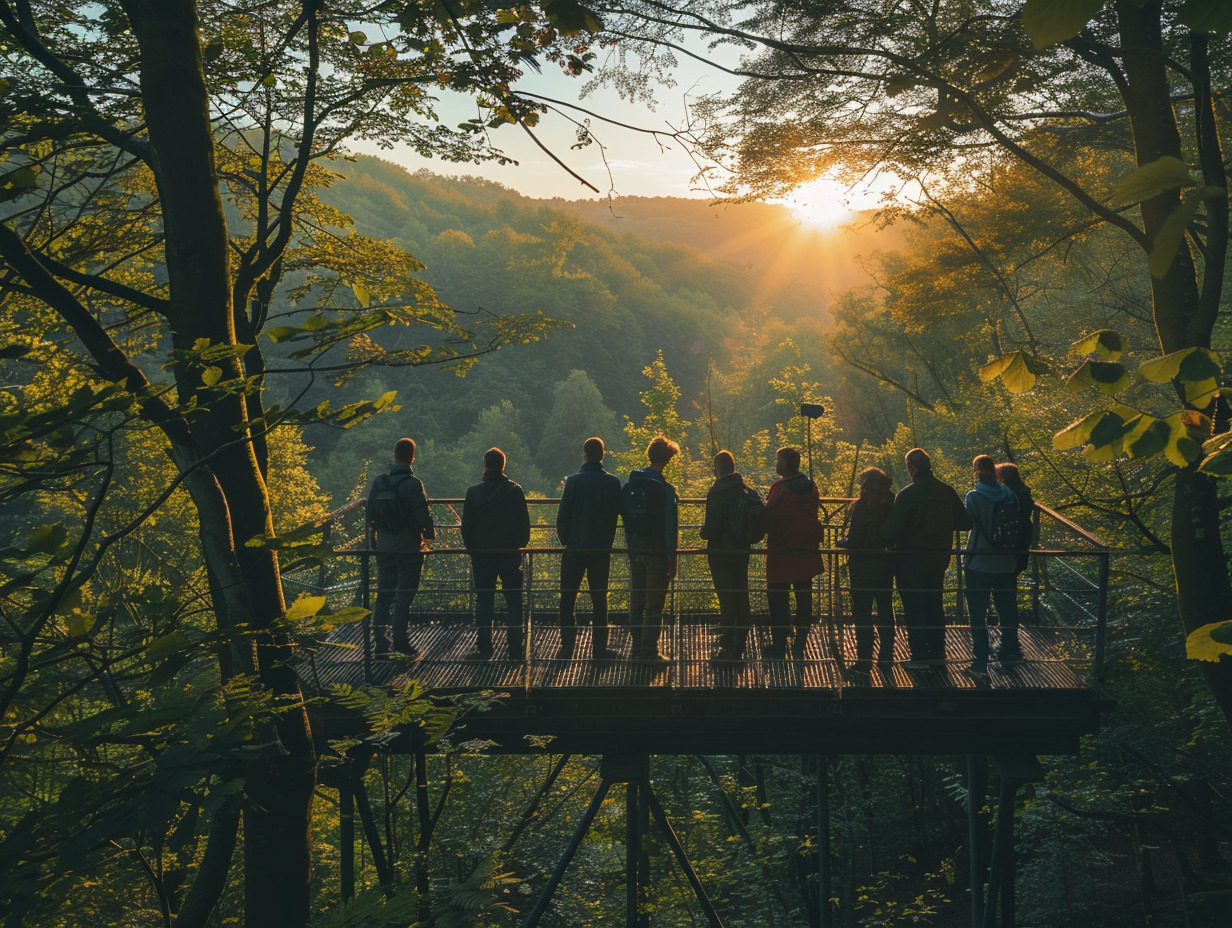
[764,472,823,583]
[366,464,434,554]
[1001,474,1036,572]
[556,460,622,550]
[700,471,754,551]
[461,471,530,554]
[881,467,972,556]
[623,467,679,566]
[843,487,895,587]
[964,476,1018,574]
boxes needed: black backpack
[369,474,409,534]
[988,498,1020,551]
[728,487,765,546]
[622,473,665,538]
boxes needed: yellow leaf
[202,366,222,386]
[284,594,327,623]
[1186,621,1232,662]
[352,282,370,308]
[1109,156,1195,209]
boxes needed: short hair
[483,447,506,472]
[973,454,996,476]
[857,466,892,495]
[647,435,680,467]
[776,446,801,472]
[905,448,931,472]
[394,437,416,464]
[714,450,735,475]
[583,436,605,461]
[996,462,1020,482]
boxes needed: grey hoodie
[963,476,1018,574]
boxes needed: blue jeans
[372,552,424,650]
[963,568,1020,663]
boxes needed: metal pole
[1094,550,1109,682]
[340,785,355,901]
[361,545,372,684]
[982,776,1019,928]
[627,780,639,928]
[818,755,831,928]
[521,779,612,928]
[967,755,988,928]
[644,783,728,928]
[414,750,431,921]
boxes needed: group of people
[365,436,1034,676]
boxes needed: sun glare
[786,178,857,230]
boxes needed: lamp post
[799,403,825,477]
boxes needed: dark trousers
[708,550,752,654]
[472,554,524,658]
[963,568,1020,662]
[559,550,612,653]
[850,581,895,661]
[372,552,424,651]
[628,553,670,656]
[896,556,949,661]
[768,579,813,648]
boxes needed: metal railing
[287,498,1109,685]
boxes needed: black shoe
[995,649,1022,665]
[465,648,492,661]
[392,640,418,659]
[962,662,989,680]
[554,646,575,660]
[591,647,618,662]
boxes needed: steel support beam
[818,755,832,928]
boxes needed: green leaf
[977,351,1047,393]
[1066,359,1129,395]
[348,31,368,45]
[284,594,327,623]
[202,366,223,386]
[1109,156,1195,209]
[25,524,68,555]
[1054,409,1128,451]
[1178,0,1232,33]
[351,282,371,308]
[1139,347,1220,384]
[1163,412,1203,466]
[1124,416,1169,459]
[1020,0,1105,50]
[1148,188,1215,279]
[65,611,96,637]
[261,73,277,88]
[1069,329,1125,360]
[1186,620,1232,661]
[1184,377,1220,407]
[1199,430,1232,476]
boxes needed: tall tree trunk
[120,3,317,925]
[1118,2,1232,720]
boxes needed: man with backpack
[556,437,622,661]
[700,450,762,660]
[366,437,435,658]
[622,436,680,664]
[961,454,1023,678]
[462,447,531,661]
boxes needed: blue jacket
[624,467,679,566]
[964,476,1018,574]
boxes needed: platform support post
[521,777,613,928]
[340,783,355,901]
[817,754,832,928]
[967,754,989,927]
[414,749,431,923]
[979,756,1042,927]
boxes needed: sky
[351,40,873,230]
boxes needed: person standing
[699,450,761,660]
[366,437,435,658]
[841,467,896,667]
[880,448,972,669]
[996,462,1036,577]
[763,446,824,659]
[963,455,1023,677]
[556,437,623,661]
[622,436,680,664]
[461,448,531,661]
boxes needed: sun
[786,177,856,230]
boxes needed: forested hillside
[302,158,906,501]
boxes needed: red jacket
[764,472,824,583]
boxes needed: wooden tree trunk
[119,2,317,925]
[1118,1,1232,721]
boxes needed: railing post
[361,540,372,685]
[1095,550,1109,682]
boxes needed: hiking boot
[591,646,618,662]
[962,662,989,680]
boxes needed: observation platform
[293,499,1113,758]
